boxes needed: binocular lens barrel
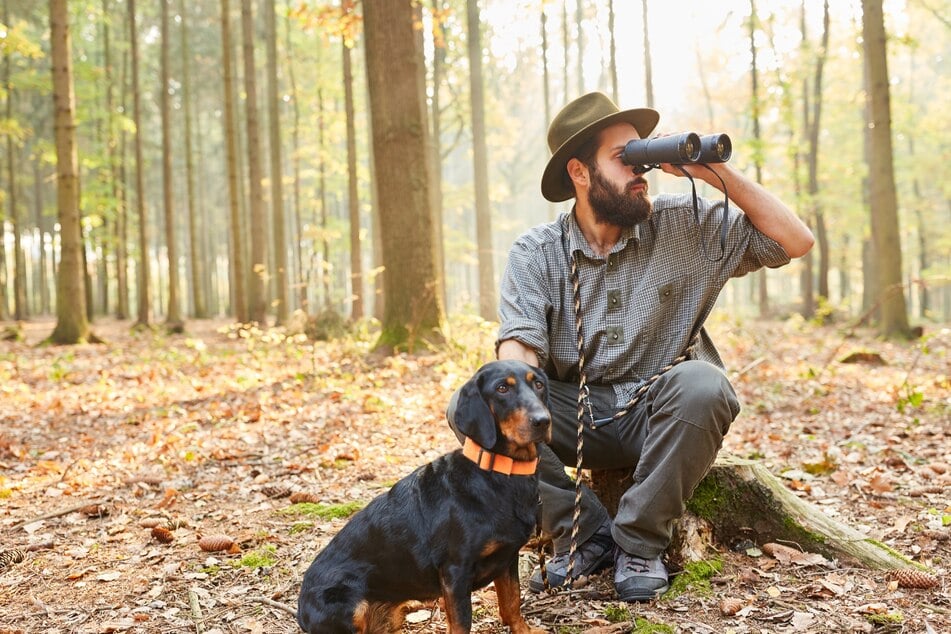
[622,132,701,166]
[621,132,732,167]
[698,134,732,163]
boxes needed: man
[449,92,813,601]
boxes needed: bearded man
[447,92,813,601]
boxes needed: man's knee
[649,361,740,433]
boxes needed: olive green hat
[541,92,659,202]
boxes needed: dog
[297,360,551,633]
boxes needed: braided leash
[555,224,696,590]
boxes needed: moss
[664,558,723,599]
[862,538,928,570]
[234,545,277,569]
[289,521,314,535]
[280,501,364,521]
[603,604,631,623]
[865,611,903,625]
[631,617,674,633]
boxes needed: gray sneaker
[528,520,615,592]
[614,550,669,601]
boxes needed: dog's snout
[530,412,550,428]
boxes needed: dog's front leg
[439,569,473,634]
[495,559,547,634]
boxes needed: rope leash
[553,216,696,590]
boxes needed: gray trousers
[447,360,739,559]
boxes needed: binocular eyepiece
[621,133,732,174]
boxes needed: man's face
[586,123,653,227]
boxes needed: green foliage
[233,545,277,569]
[281,501,364,521]
[664,559,723,599]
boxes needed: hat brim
[541,108,659,203]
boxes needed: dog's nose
[530,412,551,428]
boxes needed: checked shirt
[497,192,790,408]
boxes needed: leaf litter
[0,316,948,633]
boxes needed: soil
[0,315,948,633]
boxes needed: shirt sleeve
[496,240,551,364]
[692,195,791,277]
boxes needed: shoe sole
[616,582,669,602]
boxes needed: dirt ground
[0,315,948,633]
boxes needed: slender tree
[49,0,89,343]
[466,0,495,320]
[242,0,268,324]
[160,0,183,331]
[363,0,445,352]
[748,0,769,317]
[220,0,247,322]
[4,4,26,321]
[265,0,288,324]
[861,0,912,337]
[342,1,363,320]
[128,0,150,327]
[180,0,205,318]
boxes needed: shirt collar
[564,207,641,260]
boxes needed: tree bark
[466,0,495,321]
[128,0,150,328]
[265,0,288,325]
[363,0,445,353]
[343,2,363,320]
[49,0,90,344]
[179,0,205,319]
[242,0,268,325]
[160,0,183,331]
[861,0,911,338]
[220,0,247,322]
[591,455,920,571]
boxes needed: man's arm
[497,339,539,366]
[661,162,815,258]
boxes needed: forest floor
[0,313,948,634]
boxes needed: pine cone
[719,597,745,616]
[0,549,25,569]
[198,534,235,552]
[79,504,110,517]
[151,527,175,544]
[261,485,291,499]
[289,492,320,504]
[888,569,939,589]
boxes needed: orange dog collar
[462,437,538,476]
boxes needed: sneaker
[528,521,615,592]
[614,550,669,601]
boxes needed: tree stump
[588,454,920,570]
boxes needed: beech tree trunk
[49,0,89,344]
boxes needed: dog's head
[453,360,551,461]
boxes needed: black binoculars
[621,133,731,174]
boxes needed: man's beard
[587,167,653,227]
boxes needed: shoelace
[619,556,650,574]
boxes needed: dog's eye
[534,380,545,391]
[496,384,509,394]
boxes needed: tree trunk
[861,0,911,338]
[284,2,305,313]
[220,0,247,322]
[4,19,26,322]
[429,0,447,313]
[747,1,769,318]
[49,0,90,344]
[808,1,830,304]
[242,0,268,325]
[179,0,205,319]
[363,0,445,353]
[265,0,288,325]
[591,455,920,571]
[128,0,150,328]
[607,0,617,103]
[342,5,363,321]
[160,0,183,331]
[466,0,495,321]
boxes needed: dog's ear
[452,369,497,449]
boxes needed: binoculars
[621,133,732,174]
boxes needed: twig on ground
[250,596,298,618]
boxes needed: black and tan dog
[297,360,551,633]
